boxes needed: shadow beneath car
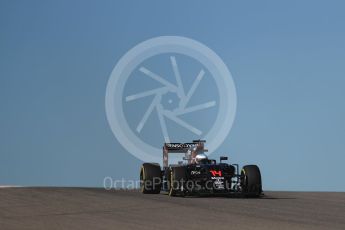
[259,194,297,200]
[161,192,297,200]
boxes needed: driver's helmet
[195,153,208,164]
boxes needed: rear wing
[163,140,208,167]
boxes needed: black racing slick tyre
[241,165,262,197]
[168,166,186,197]
[140,163,162,194]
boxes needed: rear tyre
[241,165,262,197]
[168,166,186,197]
[140,163,162,194]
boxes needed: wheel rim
[140,168,145,192]
[240,169,248,193]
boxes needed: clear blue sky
[1,0,345,191]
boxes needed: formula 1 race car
[140,140,262,197]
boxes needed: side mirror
[220,156,228,163]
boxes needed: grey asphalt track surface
[0,188,344,230]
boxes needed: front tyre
[140,163,162,194]
[168,166,186,197]
[241,165,262,197]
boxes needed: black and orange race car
[140,140,263,197]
